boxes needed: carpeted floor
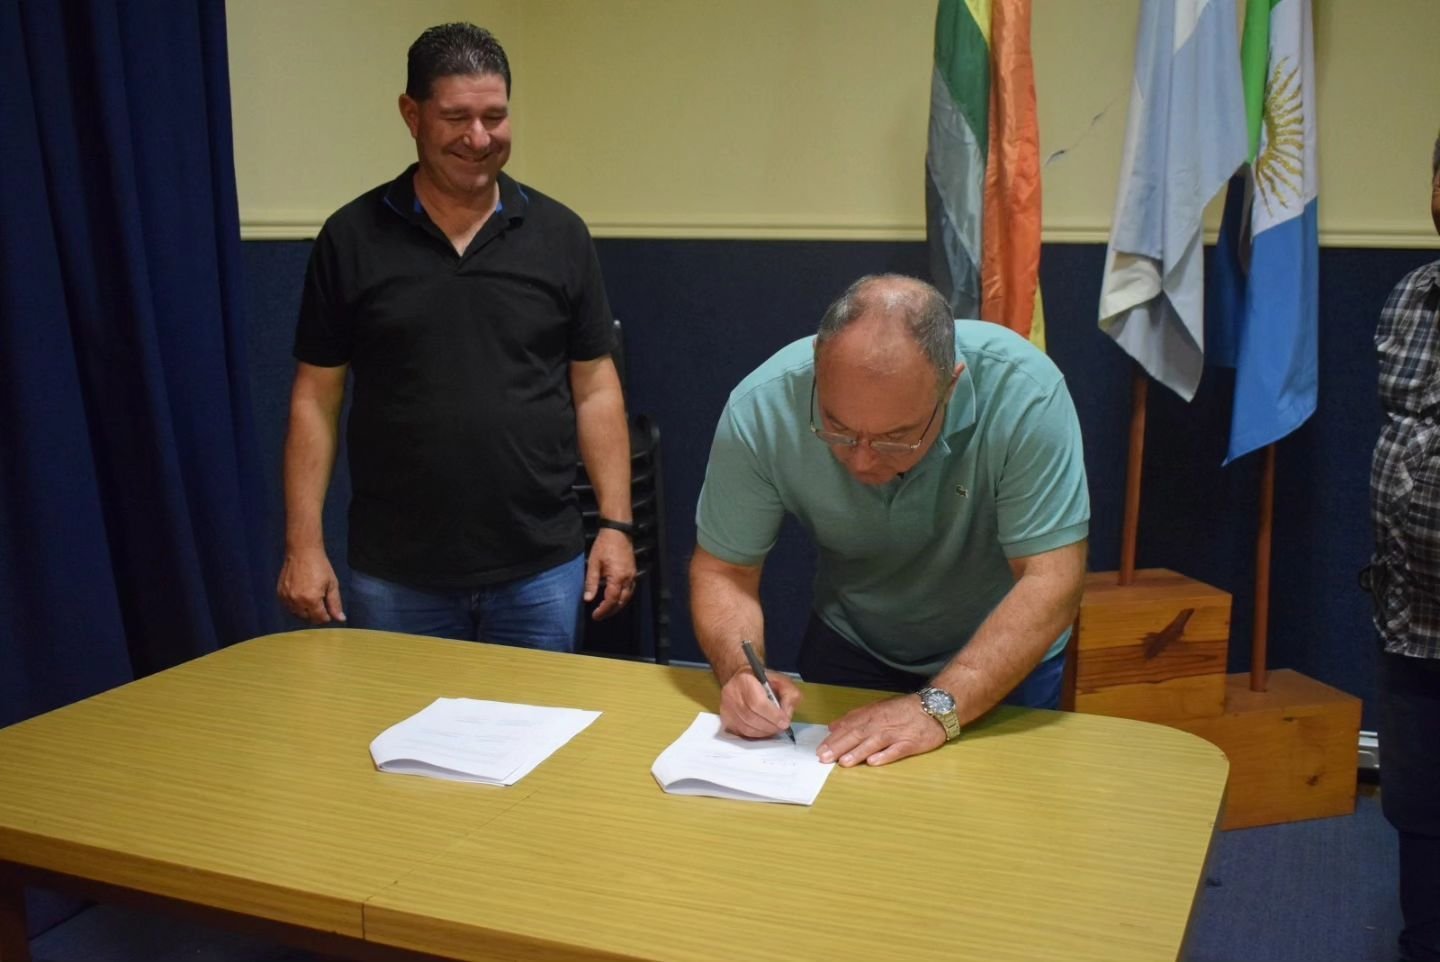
[28,792,1402,962]
[1188,792,1401,962]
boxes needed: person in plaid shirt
[1368,130,1440,962]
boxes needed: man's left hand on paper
[818,694,946,767]
[585,527,637,619]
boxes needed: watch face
[921,688,955,714]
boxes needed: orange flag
[979,0,1044,348]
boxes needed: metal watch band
[935,710,961,741]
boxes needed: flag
[1097,0,1248,401]
[926,0,1045,348]
[1211,0,1318,464]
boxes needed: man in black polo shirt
[277,23,635,650]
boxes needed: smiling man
[692,274,1089,767]
[278,23,635,649]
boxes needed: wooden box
[1073,569,1231,722]
[1168,671,1362,829]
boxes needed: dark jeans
[1378,648,1440,962]
[796,613,1064,709]
[347,554,586,652]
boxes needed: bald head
[814,275,956,395]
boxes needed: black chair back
[573,321,671,663]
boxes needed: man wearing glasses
[691,274,1089,767]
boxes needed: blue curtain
[0,0,275,729]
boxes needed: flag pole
[1249,443,1275,691]
[1118,365,1148,586]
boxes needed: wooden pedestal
[1071,570,1363,830]
[1073,569,1231,722]
[1169,671,1362,829]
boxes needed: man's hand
[818,695,945,767]
[719,668,802,739]
[277,547,346,624]
[585,527,637,620]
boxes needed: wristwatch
[917,686,962,742]
[596,517,637,538]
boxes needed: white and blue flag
[1211,0,1319,464]
[1098,0,1248,402]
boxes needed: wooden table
[0,629,1227,961]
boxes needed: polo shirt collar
[495,172,529,222]
[927,346,977,460]
[381,164,529,227]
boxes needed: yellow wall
[228,0,1440,246]
[227,0,523,237]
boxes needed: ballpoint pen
[739,639,797,744]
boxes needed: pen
[740,639,797,744]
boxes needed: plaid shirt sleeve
[1370,259,1440,658]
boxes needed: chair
[573,322,671,664]
[574,414,671,664]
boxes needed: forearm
[574,367,632,523]
[283,422,338,552]
[282,389,343,554]
[932,543,1086,723]
[689,548,766,684]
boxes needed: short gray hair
[815,275,955,393]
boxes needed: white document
[370,697,600,786]
[651,712,835,806]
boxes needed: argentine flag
[1098,0,1248,402]
[1212,0,1319,464]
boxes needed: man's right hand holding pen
[718,639,803,741]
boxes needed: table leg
[0,878,29,962]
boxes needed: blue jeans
[347,554,585,652]
[796,613,1065,709]
[1378,648,1440,962]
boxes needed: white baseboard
[1359,730,1380,772]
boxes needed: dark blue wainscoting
[242,238,1439,724]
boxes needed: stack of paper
[370,697,600,786]
[651,712,835,805]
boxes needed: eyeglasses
[808,378,950,456]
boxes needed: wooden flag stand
[1068,369,1360,830]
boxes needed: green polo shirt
[696,320,1090,676]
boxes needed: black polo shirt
[294,166,615,588]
